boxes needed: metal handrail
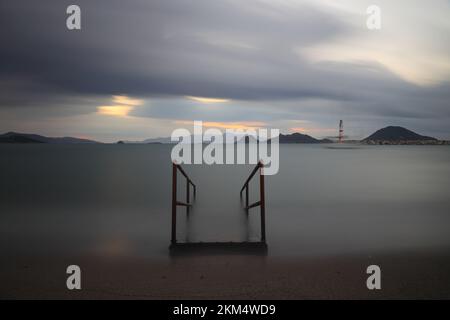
[240,162,262,194]
[171,162,196,244]
[239,161,266,242]
[170,161,266,245]
[177,165,196,190]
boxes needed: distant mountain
[363,126,437,143]
[118,137,174,144]
[235,133,331,144]
[0,132,99,144]
[278,132,332,144]
[143,137,173,144]
[121,134,263,144]
[0,133,44,143]
[120,132,333,144]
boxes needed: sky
[0,0,449,142]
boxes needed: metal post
[245,185,249,209]
[171,163,177,244]
[186,180,190,214]
[259,166,266,242]
[186,181,190,204]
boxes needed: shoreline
[2,248,450,299]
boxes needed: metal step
[169,241,268,256]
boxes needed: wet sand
[1,248,450,299]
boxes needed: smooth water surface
[1,144,450,258]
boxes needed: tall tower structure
[338,120,344,143]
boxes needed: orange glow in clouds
[176,120,265,130]
[97,95,144,117]
[186,96,230,104]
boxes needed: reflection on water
[1,144,450,258]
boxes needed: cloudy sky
[1,0,449,142]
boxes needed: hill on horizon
[0,132,99,144]
[279,132,332,144]
[118,132,332,144]
[363,126,437,142]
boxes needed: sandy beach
[2,248,449,299]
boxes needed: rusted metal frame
[171,162,196,244]
[239,161,266,243]
[245,200,261,210]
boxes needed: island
[362,126,449,145]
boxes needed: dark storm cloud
[0,0,382,103]
[0,0,449,138]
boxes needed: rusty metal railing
[171,162,196,244]
[240,161,266,242]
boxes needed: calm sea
[1,144,450,258]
